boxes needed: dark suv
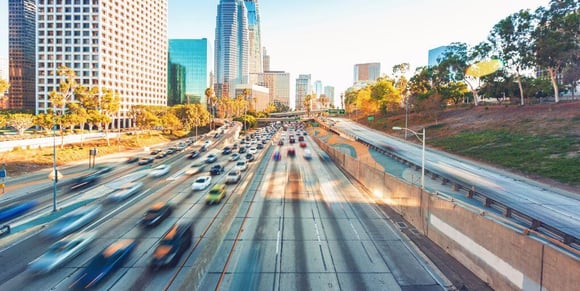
[150,223,193,269]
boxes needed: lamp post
[393,126,425,189]
[52,112,58,212]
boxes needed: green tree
[99,89,121,146]
[48,66,79,147]
[488,9,536,105]
[34,112,54,135]
[534,0,579,103]
[7,113,34,135]
[161,111,181,134]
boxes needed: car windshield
[195,177,206,183]
[228,172,238,176]
[237,162,245,166]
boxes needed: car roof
[162,223,192,240]
[150,202,167,211]
[103,239,134,257]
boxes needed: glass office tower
[168,39,208,105]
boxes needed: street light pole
[393,126,425,189]
[52,114,57,212]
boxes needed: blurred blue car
[42,205,102,239]
[70,239,137,289]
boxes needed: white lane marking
[276,230,281,254]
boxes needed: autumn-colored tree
[7,113,34,135]
[49,66,79,147]
[34,112,54,135]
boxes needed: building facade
[167,62,186,106]
[255,70,290,107]
[8,0,36,111]
[168,38,208,105]
[324,85,335,106]
[353,62,380,84]
[214,0,249,99]
[245,0,262,77]
[295,74,311,110]
[35,0,168,127]
[313,80,322,98]
[262,46,270,72]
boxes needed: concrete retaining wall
[314,134,580,291]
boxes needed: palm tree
[205,87,216,129]
[304,94,312,117]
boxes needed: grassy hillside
[352,102,580,190]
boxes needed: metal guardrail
[315,120,579,251]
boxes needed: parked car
[206,184,226,205]
[205,154,218,164]
[225,169,241,184]
[235,161,248,172]
[209,164,225,175]
[149,164,171,177]
[28,231,98,275]
[138,157,154,165]
[70,239,137,289]
[42,205,102,239]
[149,223,193,269]
[106,182,143,202]
[141,202,173,227]
[192,176,212,191]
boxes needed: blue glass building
[168,39,208,105]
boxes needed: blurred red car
[287,147,295,157]
[299,142,307,148]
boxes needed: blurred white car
[107,182,143,202]
[28,231,97,275]
[248,147,257,154]
[235,161,248,172]
[304,149,312,160]
[149,164,171,177]
[225,169,241,184]
[192,176,212,191]
[42,206,102,239]
[185,162,206,175]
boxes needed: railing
[315,120,580,251]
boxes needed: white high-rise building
[36,0,168,127]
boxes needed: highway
[330,118,580,244]
[0,123,448,290]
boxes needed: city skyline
[1,0,550,97]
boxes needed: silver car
[106,182,144,202]
[28,231,97,275]
[42,205,102,239]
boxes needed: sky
[1,0,550,103]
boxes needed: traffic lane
[334,119,580,237]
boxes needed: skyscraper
[262,46,270,72]
[324,85,335,106]
[295,74,311,110]
[245,0,262,76]
[34,0,168,126]
[313,80,323,98]
[8,0,36,111]
[168,39,208,105]
[353,62,381,84]
[257,70,290,107]
[215,0,249,98]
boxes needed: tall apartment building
[34,0,168,127]
[168,39,208,105]
[255,70,290,107]
[215,0,249,99]
[353,62,381,84]
[295,74,311,110]
[8,0,36,111]
[245,0,262,77]
[262,46,270,72]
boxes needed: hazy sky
[1,0,550,98]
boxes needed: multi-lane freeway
[0,122,450,290]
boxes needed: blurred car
[229,153,240,161]
[205,153,218,164]
[185,162,206,175]
[256,143,264,149]
[235,161,248,172]
[273,151,281,161]
[43,205,102,239]
[298,135,305,142]
[304,149,312,160]
[149,164,171,177]
[299,142,307,148]
[289,137,296,144]
[141,202,173,227]
[204,140,212,147]
[70,239,137,289]
[0,201,38,223]
[155,151,167,159]
[187,150,200,159]
[200,145,208,152]
[150,149,161,155]
[106,182,143,202]
[248,147,257,154]
[70,172,103,191]
[209,164,224,175]
[232,143,238,149]
[126,156,139,164]
[165,148,176,155]
[278,140,284,146]
[206,184,226,205]
[287,147,296,157]
[149,222,193,269]
[238,147,247,154]
[192,176,212,191]
[222,146,232,155]
[138,157,154,165]
[28,231,98,275]
[225,169,241,184]
[245,153,255,162]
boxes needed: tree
[98,88,121,146]
[303,94,312,117]
[205,87,217,129]
[7,113,34,135]
[34,112,54,135]
[370,77,401,115]
[0,78,9,105]
[49,66,79,147]
[534,0,579,103]
[161,111,181,134]
[489,9,536,105]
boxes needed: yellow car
[205,184,226,205]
